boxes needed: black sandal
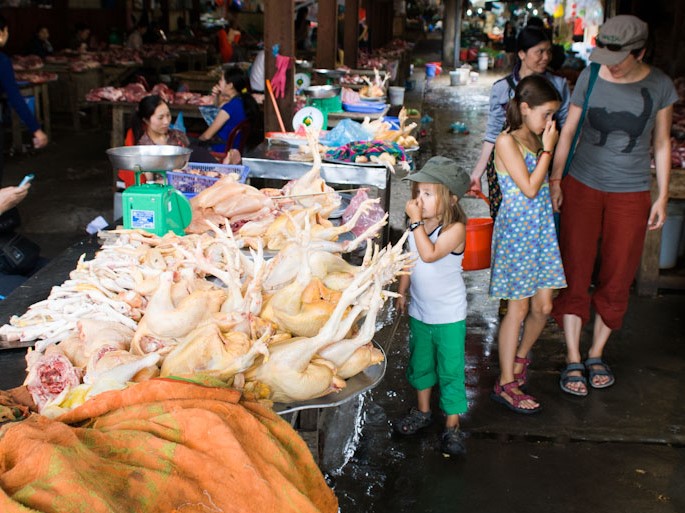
[394,407,432,435]
[560,362,588,397]
[585,357,615,389]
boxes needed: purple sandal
[491,381,542,414]
[514,356,531,387]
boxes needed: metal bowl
[106,145,192,171]
[313,68,347,80]
[302,85,342,99]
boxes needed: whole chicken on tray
[0,168,413,416]
[187,127,388,250]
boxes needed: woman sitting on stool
[198,68,259,157]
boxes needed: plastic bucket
[425,63,437,77]
[463,191,493,271]
[659,202,685,269]
[458,67,469,85]
[464,218,494,271]
[388,86,405,106]
[477,53,489,72]
[449,70,460,86]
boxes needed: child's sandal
[513,355,531,388]
[394,407,432,435]
[491,381,542,414]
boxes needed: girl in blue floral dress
[489,75,567,414]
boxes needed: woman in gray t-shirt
[549,15,678,397]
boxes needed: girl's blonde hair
[412,182,467,227]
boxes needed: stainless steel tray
[106,145,192,171]
[273,341,386,414]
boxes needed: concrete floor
[1,40,684,513]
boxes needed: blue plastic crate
[167,162,249,199]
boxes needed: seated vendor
[198,68,259,153]
[132,95,189,147]
[129,95,217,167]
[69,22,92,52]
[126,22,147,50]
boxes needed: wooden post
[316,0,338,69]
[343,0,360,68]
[264,0,295,132]
[443,0,463,68]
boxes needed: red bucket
[463,191,493,271]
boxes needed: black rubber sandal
[560,362,588,397]
[585,357,615,389]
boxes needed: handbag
[554,63,600,235]
[562,62,600,177]
[0,232,40,275]
[0,208,21,234]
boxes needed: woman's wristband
[539,150,552,157]
[549,178,562,184]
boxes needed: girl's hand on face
[212,84,222,96]
[405,198,422,222]
[542,120,559,151]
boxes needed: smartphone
[18,174,35,187]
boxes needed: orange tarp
[0,378,338,513]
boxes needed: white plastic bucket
[458,67,470,84]
[477,53,489,71]
[659,202,685,269]
[449,70,460,86]
[388,86,405,106]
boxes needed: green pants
[407,316,467,415]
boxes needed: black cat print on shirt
[587,88,653,153]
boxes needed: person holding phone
[0,183,30,218]
[0,15,49,185]
[0,178,46,298]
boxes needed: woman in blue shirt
[0,15,48,184]
[469,26,570,218]
[198,68,259,153]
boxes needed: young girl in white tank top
[394,156,471,458]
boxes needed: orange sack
[0,378,338,513]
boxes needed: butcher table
[97,101,209,149]
[243,141,393,245]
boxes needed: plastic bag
[322,119,372,147]
[342,189,385,237]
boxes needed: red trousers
[552,176,652,330]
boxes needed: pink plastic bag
[342,189,385,237]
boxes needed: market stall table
[43,63,103,130]
[102,63,141,86]
[171,70,217,93]
[96,101,210,149]
[243,141,393,244]
[636,168,685,295]
[327,103,390,127]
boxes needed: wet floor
[325,61,685,512]
[2,42,684,513]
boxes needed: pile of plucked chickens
[0,130,412,418]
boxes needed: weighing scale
[302,85,342,129]
[106,145,193,236]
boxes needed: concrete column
[264,0,295,132]
[343,0,360,68]
[316,0,338,69]
[442,0,464,68]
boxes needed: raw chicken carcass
[160,324,269,380]
[247,260,378,402]
[24,352,82,412]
